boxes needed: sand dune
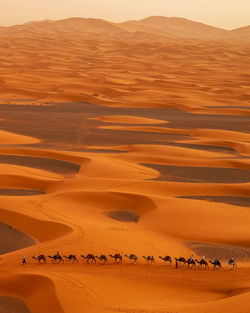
[120,16,229,39]
[0,16,250,313]
[0,274,63,313]
[0,295,31,313]
[0,208,72,242]
[91,115,167,124]
[0,18,125,37]
[0,130,40,145]
[0,222,36,255]
[227,25,250,41]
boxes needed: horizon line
[0,15,249,31]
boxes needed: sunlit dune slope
[227,25,250,41]
[0,130,40,145]
[120,16,228,39]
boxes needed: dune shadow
[143,163,250,183]
[0,274,64,313]
[0,296,32,313]
[0,208,72,243]
[106,211,140,222]
[187,241,250,261]
[3,102,250,150]
[0,189,45,196]
[176,195,250,207]
[0,222,36,255]
[0,154,80,176]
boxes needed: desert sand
[0,16,250,313]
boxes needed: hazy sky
[0,0,249,29]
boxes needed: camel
[109,253,122,263]
[47,255,64,264]
[195,259,209,270]
[81,254,96,264]
[32,255,46,264]
[175,257,186,268]
[124,254,138,264]
[227,258,237,270]
[186,257,196,269]
[209,259,221,269]
[142,256,155,264]
[96,255,108,264]
[158,256,172,264]
[63,254,78,263]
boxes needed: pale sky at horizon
[0,0,249,30]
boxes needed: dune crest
[0,130,40,145]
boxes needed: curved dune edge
[0,174,59,191]
[176,195,250,207]
[47,176,250,198]
[115,152,250,171]
[191,107,250,116]
[48,175,250,247]
[0,130,40,145]
[0,148,159,180]
[0,295,31,313]
[179,139,250,156]
[79,156,159,179]
[99,125,250,142]
[91,115,167,124]
[46,190,157,216]
[180,290,250,313]
[0,221,36,255]
[44,178,250,248]
[0,208,72,243]
[0,273,63,313]
[186,241,250,261]
[141,196,250,247]
[0,147,91,166]
[104,98,250,117]
[0,163,64,181]
[115,144,234,159]
[0,156,81,177]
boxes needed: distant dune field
[0,16,250,313]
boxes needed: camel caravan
[29,252,237,270]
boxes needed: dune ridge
[1,16,249,40]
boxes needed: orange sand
[0,16,250,313]
[0,130,40,145]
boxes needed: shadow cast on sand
[0,295,32,313]
[0,222,36,255]
[187,241,250,261]
[106,210,140,222]
[0,188,45,196]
